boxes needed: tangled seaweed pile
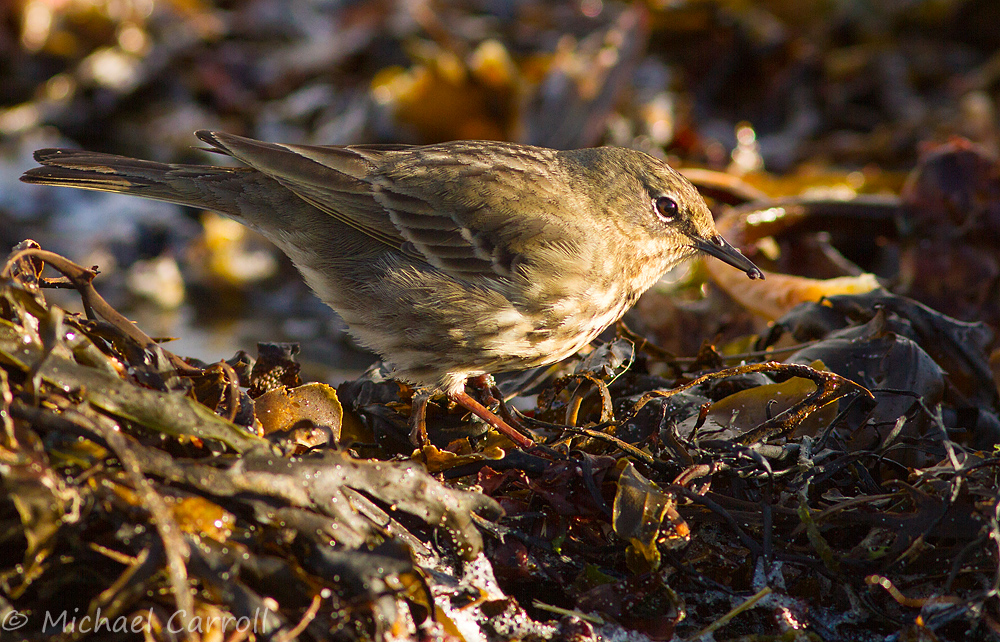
[1,234,997,641]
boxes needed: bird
[21,131,762,447]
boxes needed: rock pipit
[22,132,762,447]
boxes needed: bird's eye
[654,196,679,222]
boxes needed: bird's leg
[449,389,535,449]
[467,374,500,406]
[467,374,527,433]
[409,388,432,447]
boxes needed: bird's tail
[20,149,253,214]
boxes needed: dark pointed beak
[692,234,764,280]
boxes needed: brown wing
[198,132,585,280]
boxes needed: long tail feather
[21,149,252,212]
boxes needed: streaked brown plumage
[21,131,761,446]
